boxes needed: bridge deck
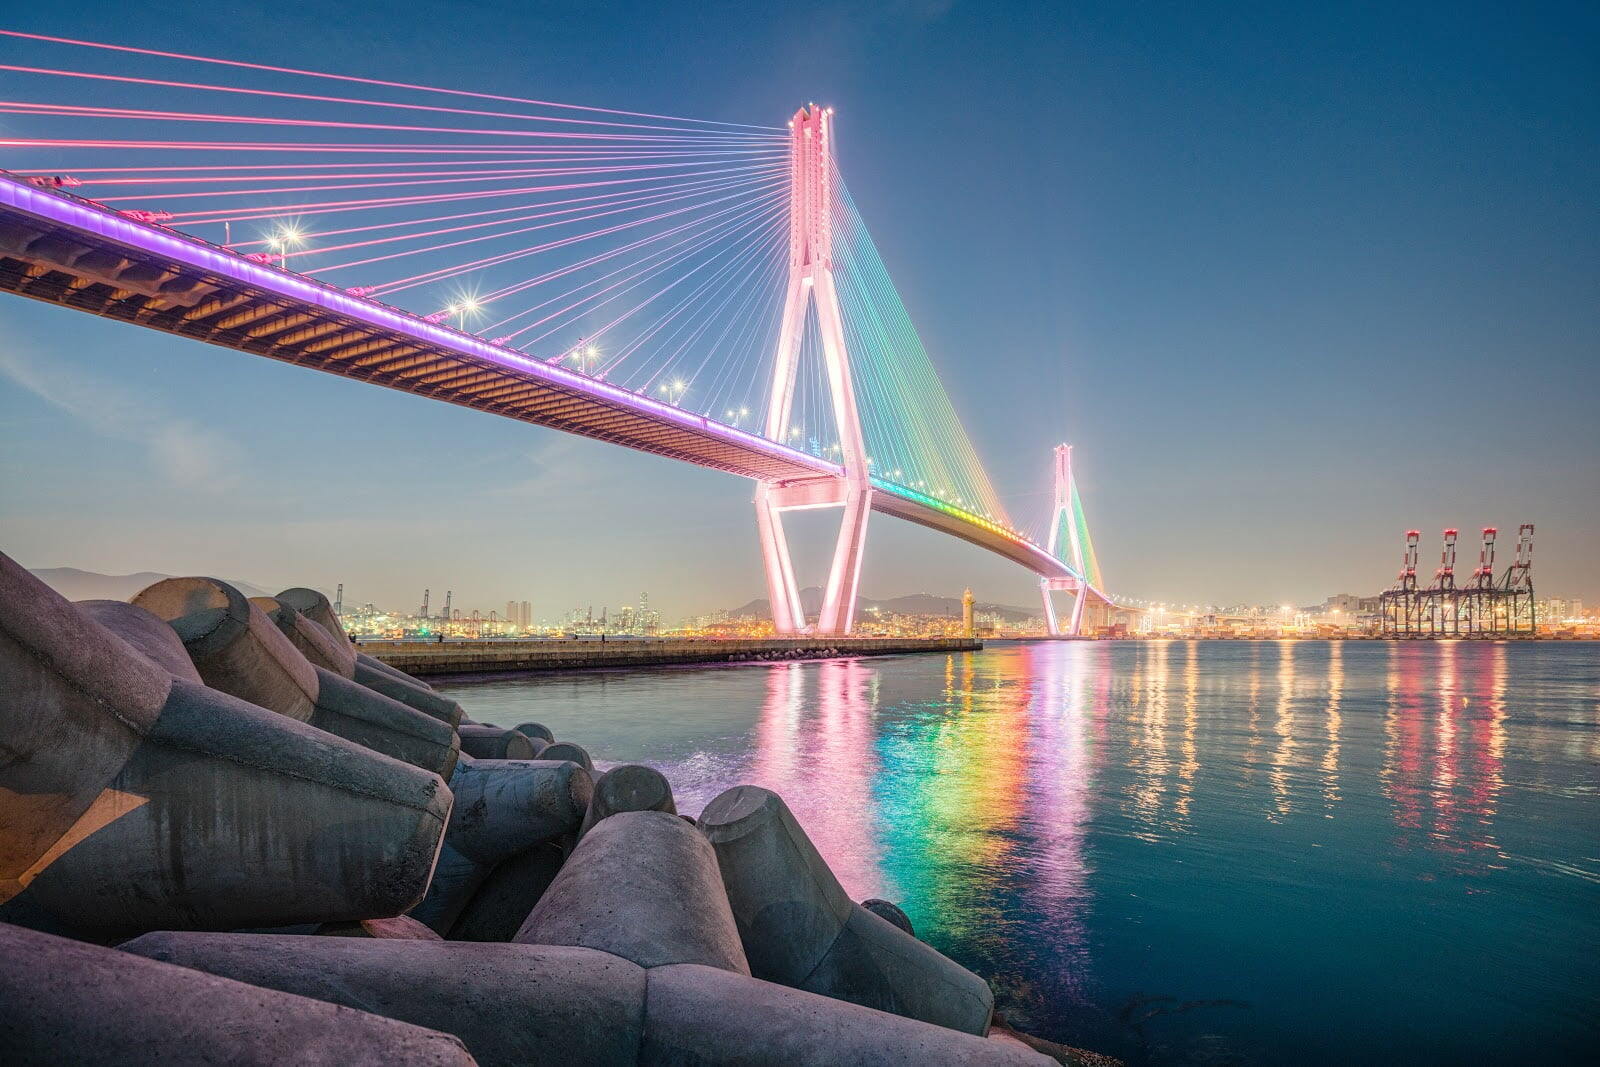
[0,173,1095,591]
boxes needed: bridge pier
[756,106,872,636]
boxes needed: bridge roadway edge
[0,173,1101,594]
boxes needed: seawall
[357,636,982,678]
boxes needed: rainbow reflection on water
[442,640,1600,1065]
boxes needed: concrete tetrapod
[409,756,592,934]
[0,554,166,903]
[538,740,594,771]
[132,577,458,776]
[121,934,1051,1065]
[284,583,437,698]
[642,962,1051,1065]
[0,670,453,942]
[0,923,475,1067]
[446,841,565,942]
[578,763,677,839]
[458,723,537,760]
[75,599,203,683]
[516,810,749,973]
[698,785,994,1035]
[133,576,318,716]
[357,649,436,687]
[512,721,555,744]
[352,655,465,727]
[252,595,357,677]
[278,585,448,710]
[275,586,352,643]
[124,934,648,1064]
[862,897,916,937]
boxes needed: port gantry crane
[1380,530,1422,636]
[1380,523,1536,637]
[1419,528,1460,636]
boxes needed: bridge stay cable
[0,35,1116,631]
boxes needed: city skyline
[2,0,1596,615]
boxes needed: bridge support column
[755,105,872,636]
[1040,577,1083,637]
[755,485,805,634]
[1039,444,1108,638]
[1069,587,1089,636]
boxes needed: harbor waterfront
[437,639,1600,1065]
[357,635,982,676]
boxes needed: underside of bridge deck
[0,179,836,485]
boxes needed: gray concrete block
[698,785,993,1035]
[539,740,593,771]
[806,902,994,1036]
[275,586,351,645]
[517,810,748,974]
[121,933,647,1065]
[1,677,451,942]
[311,666,459,778]
[356,649,436,690]
[131,578,456,774]
[252,595,357,677]
[697,785,853,979]
[354,657,463,727]
[1,554,167,898]
[410,758,592,934]
[133,576,318,720]
[458,723,536,760]
[74,599,201,683]
[0,923,475,1066]
[122,931,1047,1065]
[579,763,677,839]
[512,721,554,743]
[642,962,1051,1065]
[862,897,915,937]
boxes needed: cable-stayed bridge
[0,30,1116,634]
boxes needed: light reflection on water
[440,640,1600,1065]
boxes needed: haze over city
[2,0,1596,619]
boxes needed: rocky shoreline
[0,551,1117,1065]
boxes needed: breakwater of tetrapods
[358,634,982,678]
[0,554,1113,1065]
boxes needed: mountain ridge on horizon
[29,566,278,603]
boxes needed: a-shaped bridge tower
[754,107,872,635]
[1040,444,1107,636]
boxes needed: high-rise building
[637,591,660,633]
[519,600,531,628]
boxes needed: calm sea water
[437,640,1599,1065]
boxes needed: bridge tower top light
[786,106,837,276]
[1053,443,1073,509]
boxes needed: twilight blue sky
[1,0,1596,619]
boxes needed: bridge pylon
[755,105,872,635]
[1040,444,1093,636]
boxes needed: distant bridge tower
[1040,444,1093,636]
[334,583,343,617]
[417,588,430,619]
[442,590,452,622]
[755,105,872,635]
